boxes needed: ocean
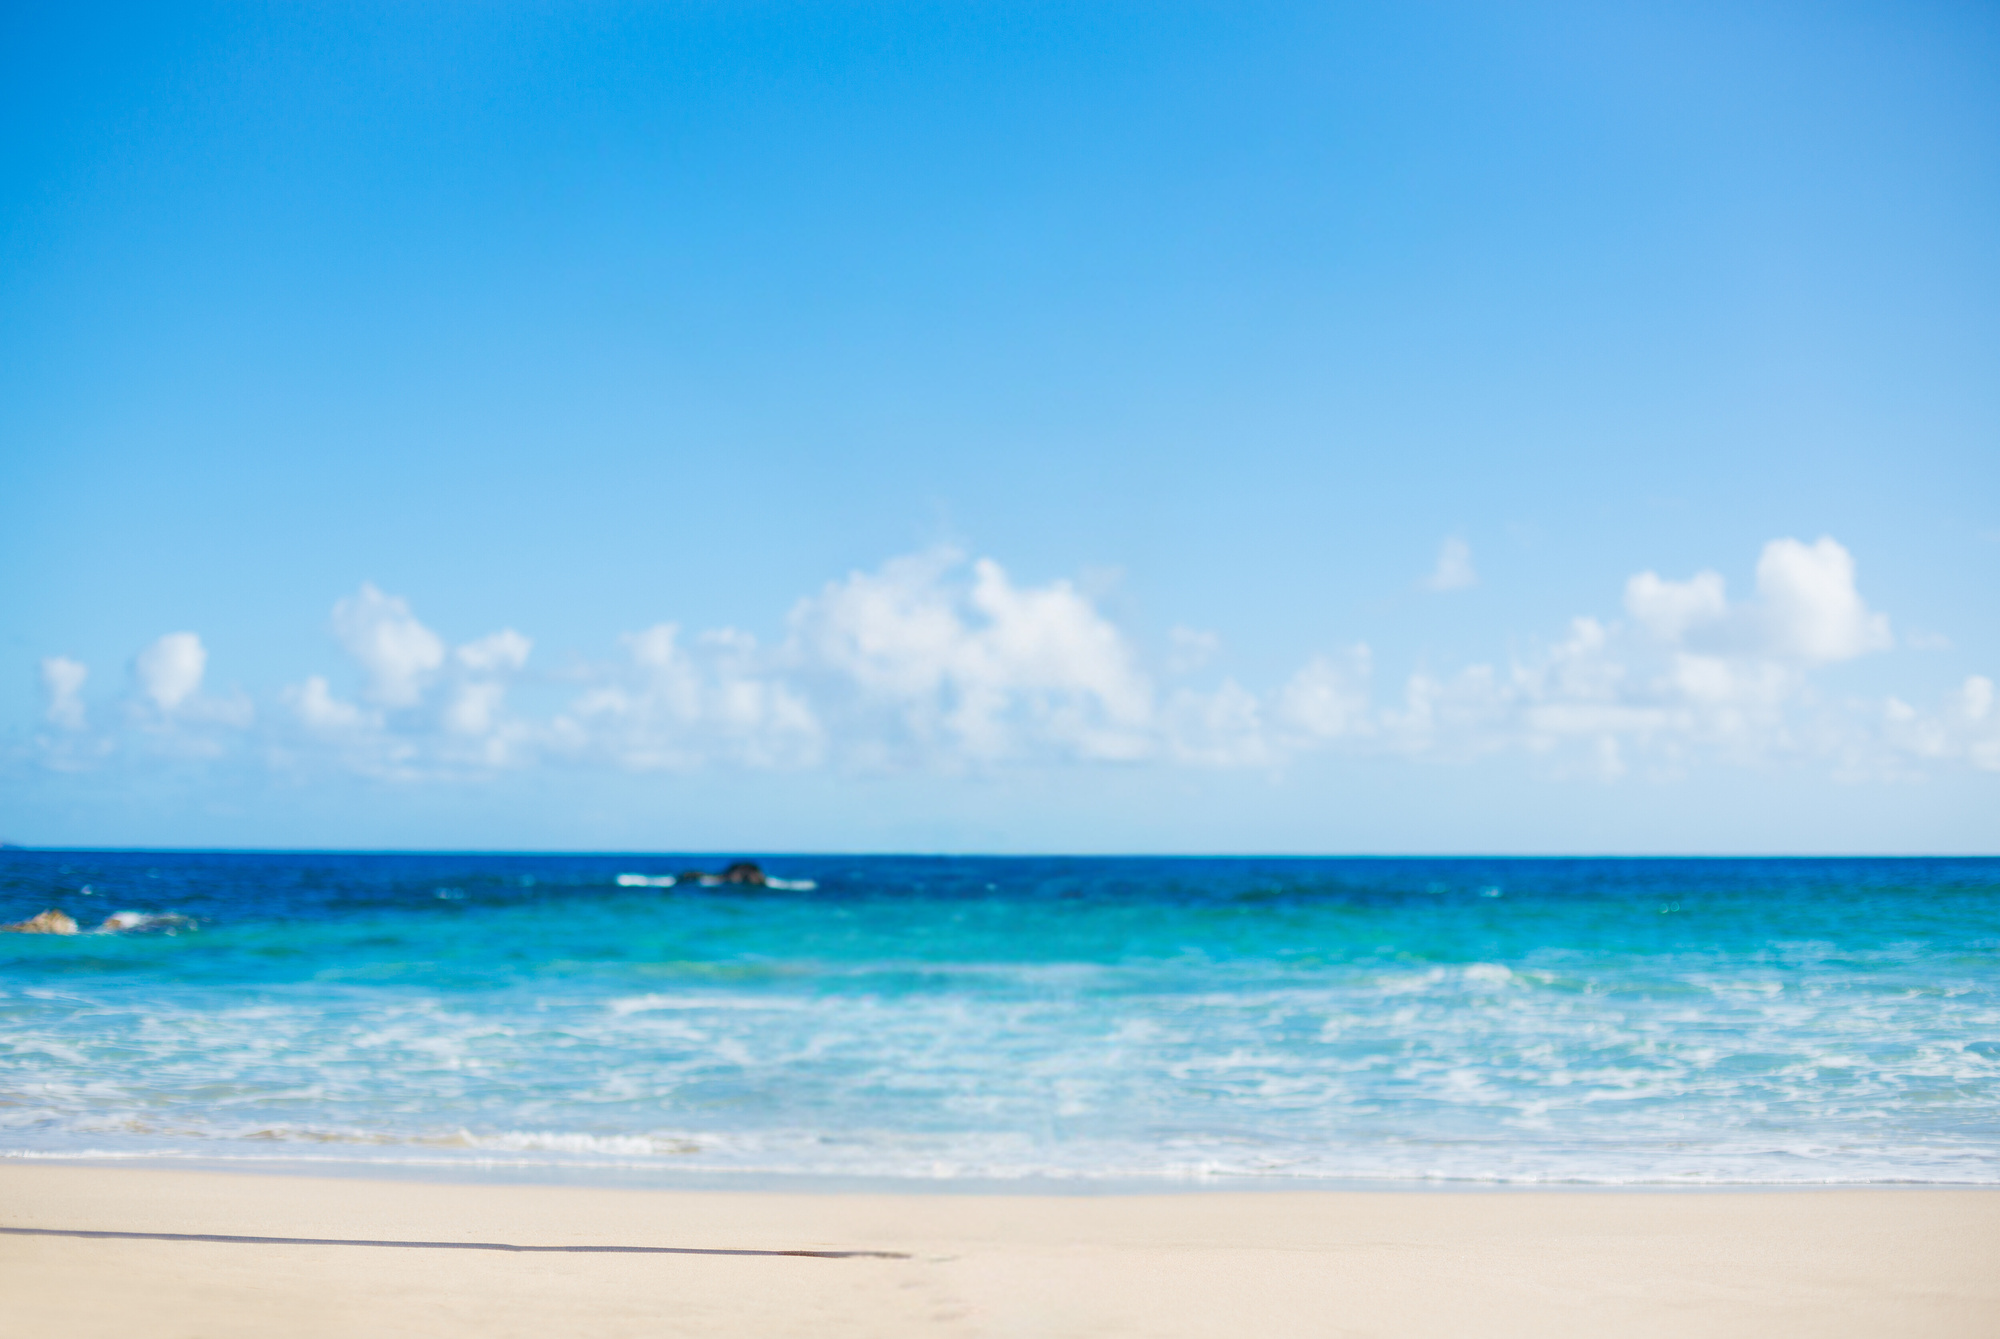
[2,851,1996,1186]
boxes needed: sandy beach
[2,1165,1995,1337]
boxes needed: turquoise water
[3,853,1997,1185]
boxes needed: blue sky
[3,1,1996,852]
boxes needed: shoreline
[10,1152,1997,1196]
[5,1163,1996,1336]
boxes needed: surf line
[0,1226,907,1259]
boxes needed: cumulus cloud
[286,675,367,731]
[1163,679,1271,766]
[457,629,532,674]
[1625,569,1728,644]
[551,622,820,771]
[1354,537,1903,779]
[1275,648,1373,743]
[24,536,1993,786]
[269,588,538,776]
[1883,676,2000,773]
[443,682,508,737]
[445,628,533,742]
[333,584,446,707]
[788,551,1154,763]
[134,633,206,712]
[40,657,88,729]
[1754,536,1892,662]
[1425,537,1477,592]
[1625,536,1890,664]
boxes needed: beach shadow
[0,1226,906,1259]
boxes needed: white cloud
[1164,680,1272,766]
[287,675,368,731]
[1425,537,1477,592]
[1351,538,1904,778]
[27,537,1994,787]
[787,551,1154,763]
[273,591,534,774]
[1882,675,2000,772]
[790,551,964,700]
[134,633,206,712]
[457,629,532,673]
[40,657,87,729]
[1753,536,1892,662]
[554,622,820,771]
[1625,569,1728,643]
[332,584,445,707]
[445,628,532,741]
[1275,647,1373,742]
[1625,537,1890,664]
[443,682,508,736]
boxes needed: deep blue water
[3,852,1997,1184]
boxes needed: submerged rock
[3,909,79,935]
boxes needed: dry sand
[2,1163,1995,1337]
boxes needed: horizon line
[4,846,1996,861]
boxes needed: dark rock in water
[3,909,79,934]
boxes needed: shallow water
[2,852,1996,1185]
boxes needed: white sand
[2,1164,1995,1337]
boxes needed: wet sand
[2,1163,1996,1337]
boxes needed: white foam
[462,1130,701,1157]
[88,911,192,933]
[616,872,814,890]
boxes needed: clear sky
[4,1,1996,852]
